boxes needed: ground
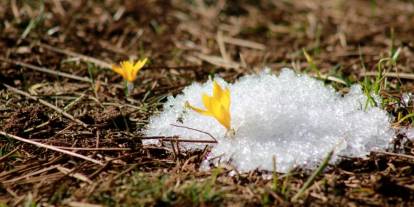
[1,0,414,206]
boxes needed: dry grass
[1,0,414,206]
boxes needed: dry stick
[170,124,218,143]
[310,73,347,85]
[361,72,414,80]
[0,57,92,83]
[55,147,131,151]
[222,36,266,50]
[95,131,100,148]
[291,150,334,202]
[140,136,218,144]
[170,140,178,160]
[56,165,92,184]
[0,131,104,166]
[3,84,88,128]
[37,43,113,68]
[2,165,58,184]
[372,150,414,160]
[65,201,103,207]
[142,65,200,70]
[24,120,51,133]
[195,53,241,69]
[112,164,138,181]
[10,0,21,22]
[5,188,18,199]
[175,139,181,155]
[0,147,19,162]
[217,31,231,62]
[25,94,86,133]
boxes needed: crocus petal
[120,61,133,70]
[210,98,231,130]
[134,58,148,69]
[221,87,231,111]
[213,81,223,99]
[185,101,212,116]
[128,67,136,82]
[126,62,136,82]
[113,59,147,83]
[131,58,147,81]
[212,81,230,111]
[220,110,231,130]
[112,65,126,79]
[202,93,214,112]
[186,81,232,130]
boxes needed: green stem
[291,150,334,202]
[124,81,134,97]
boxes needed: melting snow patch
[144,69,394,172]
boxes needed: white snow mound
[144,69,394,172]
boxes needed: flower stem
[124,81,134,97]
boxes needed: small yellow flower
[186,81,231,131]
[112,58,148,83]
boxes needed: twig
[52,0,65,16]
[170,140,178,160]
[2,165,58,184]
[3,84,88,128]
[37,43,112,68]
[291,150,334,202]
[142,65,201,70]
[23,120,51,133]
[95,131,100,148]
[0,147,19,162]
[372,150,414,160]
[222,36,266,50]
[140,136,217,144]
[217,31,231,62]
[11,0,21,23]
[56,165,92,184]
[0,57,92,83]
[66,201,103,207]
[361,72,414,80]
[112,164,138,181]
[25,91,84,132]
[310,73,348,85]
[5,187,19,199]
[55,147,132,151]
[170,124,218,143]
[0,131,104,166]
[195,53,241,70]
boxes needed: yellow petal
[120,61,133,70]
[112,65,126,79]
[221,87,231,111]
[212,81,230,111]
[134,58,148,69]
[210,98,231,130]
[131,58,147,81]
[118,61,132,82]
[185,101,212,116]
[128,67,137,82]
[186,80,232,131]
[220,111,231,130]
[202,93,214,112]
[213,81,223,99]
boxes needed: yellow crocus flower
[186,81,231,131]
[112,58,148,83]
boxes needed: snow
[144,69,394,172]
